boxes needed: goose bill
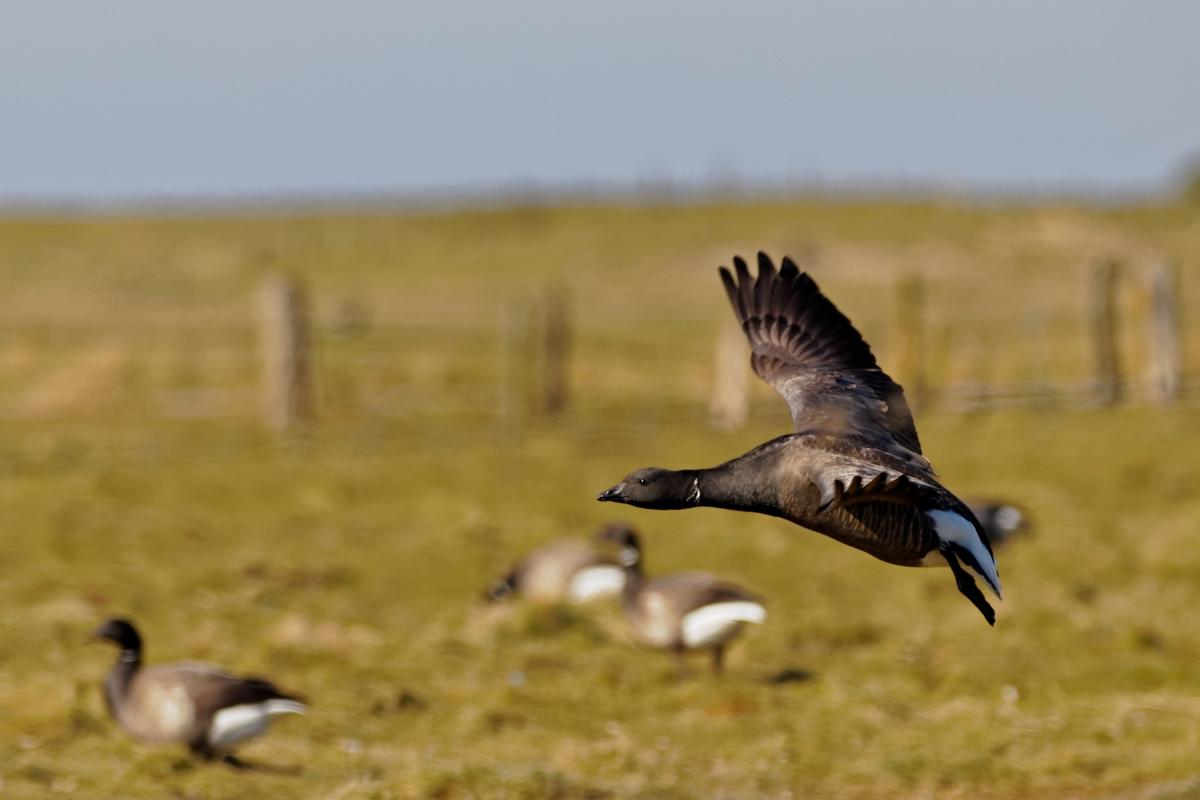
[597,484,626,502]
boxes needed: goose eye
[638,478,649,486]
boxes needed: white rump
[681,601,767,649]
[209,699,306,747]
[567,565,626,602]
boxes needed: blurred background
[3,3,1200,799]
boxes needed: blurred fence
[0,211,1193,430]
[253,256,1193,430]
[927,257,1184,413]
[2,262,1192,430]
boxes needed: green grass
[1,198,1200,798]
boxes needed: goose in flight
[598,253,1001,624]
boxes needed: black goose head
[92,618,143,652]
[592,521,642,568]
[973,503,1032,547]
[597,468,699,510]
[484,570,519,603]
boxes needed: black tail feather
[941,544,995,626]
[947,537,1000,600]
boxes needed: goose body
[487,538,626,604]
[598,253,1002,624]
[597,525,766,674]
[93,619,306,762]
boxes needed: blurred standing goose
[596,523,766,676]
[966,500,1031,549]
[91,618,307,765]
[485,536,626,604]
[598,253,1002,624]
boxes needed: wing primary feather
[735,258,755,327]
[719,267,744,323]
[773,262,796,316]
[733,256,752,288]
[779,256,800,280]
[757,252,779,313]
[754,253,774,315]
[756,251,776,276]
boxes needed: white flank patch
[681,601,766,649]
[567,565,626,602]
[209,700,306,747]
[926,510,1003,600]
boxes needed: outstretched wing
[719,252,923,455]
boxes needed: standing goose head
[92,618,142,654]
[484,569,520,602]
[597,468,699,510]
[593,522,643,571]
[967,501,1032,548]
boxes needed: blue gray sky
[2,1,1198,204]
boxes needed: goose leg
[671,643,689,679]
[941,544,996,626]
[189,739,246,768]
[189,740,219,762]
[711,644,726,676]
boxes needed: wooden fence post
[1145,259,1182,406]
[893,276,927,410]
[710,312,749,430]
[258,273,315,429]
[499,297,536,431]
[1090,258,1122,406]
[500,286,572,426]
[542,283,571,415]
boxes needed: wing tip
[733,255,750,280]
[756,251,777,276]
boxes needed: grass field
[2,198,1200,798]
